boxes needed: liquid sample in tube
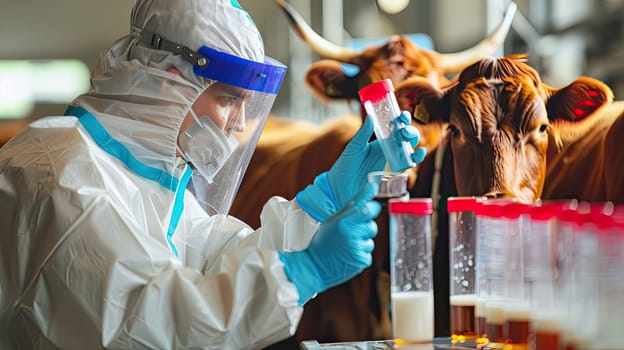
[485,302,506,344]
[450,294,478,342]
[531,317,561,350]
[563,338,592,350]
[391,291,434,343]
[505,305,531,348]
[561,322,594,350]
[475,297,488,344]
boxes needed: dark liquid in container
[450,304,478,341]
[487,323,505,344]
[505,319,530,345]
[476,316,487,338]
[533,331,561,350]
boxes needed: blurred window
[0,60,90,119]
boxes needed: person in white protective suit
[0,0,427,349]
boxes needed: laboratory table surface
[300,338,477,350]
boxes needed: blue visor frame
[193,46,287,95]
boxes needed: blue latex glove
[280,182,382,305]
[296,111,426,222]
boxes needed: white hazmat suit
[0,1,318,349]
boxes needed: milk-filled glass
[447,196,484,344]
[388,198,434,344]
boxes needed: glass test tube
[448,196,484,344]
[388,198,434,344]
[475,200,511,347]
[525,202,572,350]
[500,202,530,350]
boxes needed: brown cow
[229,2,516,349]
[396,54,624,205]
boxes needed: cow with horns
[226,1,517,349]
[397,54,624,204]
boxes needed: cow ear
[546,77,614,122]
[305,60,359,103]
[396,77,448,124]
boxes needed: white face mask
[177,109,239,183]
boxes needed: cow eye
[448,124,460,137]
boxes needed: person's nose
[227,103,245,133]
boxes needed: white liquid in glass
[391,291,434,343]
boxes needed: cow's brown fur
[543,101,624,201]
[396,55,623,204]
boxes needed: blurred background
[1,0,623,132]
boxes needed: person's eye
[218,96,240,106]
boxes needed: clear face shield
[180,86,282,215]
[172,46,286,216]
[135,30,287,215]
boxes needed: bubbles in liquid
[381,102,390,113]
[396,258,404,269]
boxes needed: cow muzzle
[483,191,515,200]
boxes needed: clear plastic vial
[358,79,415,172]
[447,196,485,344]
[388,198,434,344]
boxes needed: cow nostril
[484,192,509,199]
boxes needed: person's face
[180,82,251,137]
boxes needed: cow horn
[439,2,517,73]
[274,0,363,63]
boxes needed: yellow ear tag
[413,102,430,124]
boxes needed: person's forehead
[208,82,252,99]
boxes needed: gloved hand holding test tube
[358,79,426,172]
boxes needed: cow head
[274,0,517,114]
[396,55,614,202]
